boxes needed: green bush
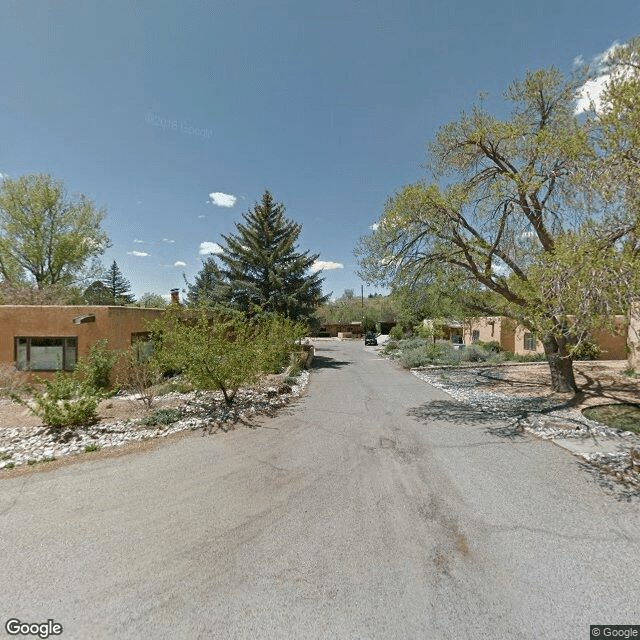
[569,339,601,361]
[74,339,119,391]
[14,373,102,428]
[389,325,405,340]
[475,340,502,353]
[141,408,183,426]
[150,308,305,406]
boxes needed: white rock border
[0,371,310,470]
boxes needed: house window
[131,332,154,362]
[451,334,463,345]
[15,337,77,371]
[523,333,537,351]
[472,330,480,343]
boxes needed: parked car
[364,332,378,346]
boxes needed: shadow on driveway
[407,400,526,439]
[312,355,352,370]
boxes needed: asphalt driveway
[0,339,638,639]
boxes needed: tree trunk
[542,335,579,393]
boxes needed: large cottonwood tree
[357,67,607,393]
[0,174,109,288]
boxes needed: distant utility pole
[361,285,364,311]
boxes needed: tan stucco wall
[0,305,164,380]
[464,317,516,352]
[464,315,627,359]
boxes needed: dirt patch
[470,360,640,410]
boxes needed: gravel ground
[412,366,640,490]
[0,371,309,470]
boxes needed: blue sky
[1,0,639,301]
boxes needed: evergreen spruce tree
[101,260,134,305]
[188,190,328,321]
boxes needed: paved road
[1,340,639,639]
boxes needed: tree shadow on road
[311,355,352,370]
[576,459,640,502]
[407,400,526,439]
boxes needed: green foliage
[74,339,119,391]
[83,280,112,305]
[569,339,601,361]
[476,340,502,353]
[101,261,135,304]
[134,292,168,308]
[187,190,328,322]
[151,307,304,406]
[317,292,395,327]
[13,373,102,428]
[354,64,617,393]
[583,404,640,434]
[0,173,109,287]
[141,408,183,426]
[84,443,100,452]
[389,325,405,340]
[389,337,545,368]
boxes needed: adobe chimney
[170,288,180,305]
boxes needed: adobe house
[0,305,166,381]
[461,315,628,359]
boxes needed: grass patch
[1,452,12,460]
[583,403,640,434]
[27,456,57,467]
[3,461,15,470]
[84,443,101,453]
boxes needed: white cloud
[127,250,150,257]
[162,238,175,244]
[575,74,612,114]
[174,260,186,267]
[199,241,224,255]
[208,192,237,207]
[369,223,380,231]
[198,215,206,219]
[0,173,7,180]
[574,41,631,115]
[311,260,344,273]
[133,238,145,244]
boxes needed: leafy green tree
[134,292,168,308]
[151,307,303,406]
[357,67,605,393]
[83,280,112,305]
[187,190,328,321]
[101,260,134,304]
[0,174,109,288]
[577,38,640,371]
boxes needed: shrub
[569,339,601,361]
[13,373,102,428]
[141,408,183,426]
[150,308,304,406]
[0,363,30,397]
[74,339,119,391]
[389,325,405,340]
[114,348,165,409]
[476,340,502,353]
